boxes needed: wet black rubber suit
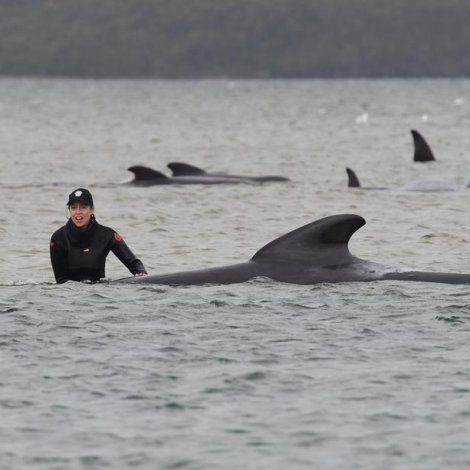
[50,216,147,283]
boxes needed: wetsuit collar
[66,215,98,245]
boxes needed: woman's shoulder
[50,225,67,240]
[95,223,122,239]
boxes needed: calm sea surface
[1,78,470,469]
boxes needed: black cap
[67,188,94,207]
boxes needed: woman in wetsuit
[50,188,147,283]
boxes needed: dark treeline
[1,0,470,78]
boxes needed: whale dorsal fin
[346,167,361,188]
[167,162,207,176]
[128,165,168,181]
[251,214,365,264]
[411,129,436,162]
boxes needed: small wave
[435,315,465,324]
[0,280,53,287]
[0,399,35,409]
[226,370,268,383]
[0,307,20,314]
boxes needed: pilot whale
[346,167,466,192]
[412,129,436,162]
[119,214,470,286]
[346,168,387,190]
[126,165,256,186]
[167,162,290,182]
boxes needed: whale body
[346,168,388,190]
[126,165,256,186]
[346,167,465,192]
[119,214,470,286]
[167,162,290,182]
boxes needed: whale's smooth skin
[119,214,470,286]
[167,162,290,182]
[126,165,256,186]
[412,129,436,162]
[346,167,465,192]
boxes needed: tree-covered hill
[1,0,469,78]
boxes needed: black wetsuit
[50,217,147,283]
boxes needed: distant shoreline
[1,0,470,79]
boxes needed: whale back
[128,165,169,182]
[168,161,290,182]
[167,162,207,176]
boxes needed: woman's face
[68,202,94,230]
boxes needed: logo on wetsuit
[114,232,122,242]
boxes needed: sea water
[1,78,470,469]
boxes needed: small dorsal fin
[346,167,361,188]
[167,162,207,176]
[251,214,365,263]
[411,129,436,162]
[128,165,168,181]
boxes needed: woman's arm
[110,233,147,276]
[50,235,70,283]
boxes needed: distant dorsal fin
[127,165,168,181]
[411,129,436,162]
[167,162,207,176]
[251,214,365,264]
[346,167,361,188]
